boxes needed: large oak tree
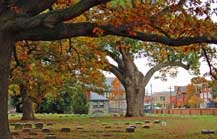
[101,37,198,116]
[0,0,217,138]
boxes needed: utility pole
[150,84,153,111]
[169,86,172,109]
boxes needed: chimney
[86,90,91,99]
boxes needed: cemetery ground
[9,114,217,139]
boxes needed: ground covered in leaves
[9,114,217,139]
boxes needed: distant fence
[109,108,126,113]
[153,108,217,116]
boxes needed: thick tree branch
[143,61,189,86]
[105,49,124,70]
[109,64,124,83]
[10,0,110,30]
[0,0,18,14]
[16,22,217,47]
[15,0,57,16]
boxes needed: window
[160,96,165,101]
[92,101,104,108]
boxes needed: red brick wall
[154,108,217,116]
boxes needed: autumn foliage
[184,84,202,108]
[110,78,125,100]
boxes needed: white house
[200,88,213,108]
[88,92,109,115]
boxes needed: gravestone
[60,128,71,132]
[102,123,108,126]
[47,123,53,126]
[24,123,32,128]
[22,128,31,133]
[201,129,215,134]
[144,120,151,123]
[35,122,44,129]
[104,134,112,137]
[29,132,38,136]
[14,123,23,130]
[136,122,142,125]
[76,126,84,130]
[44,134,57,139]
[126,127,135,133]
[129,125,136,129]
[161,121,167,127]
[105,125,111,129]
[143,124,150,128]
[42,128,50,133]
[153,120,161,124]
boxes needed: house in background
[144,96,152,109]
[87,91,109,115]
[105,77,126,113]
[151,91,175,109]
[200,88,213,108]
[172,86,187,108]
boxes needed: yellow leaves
[93,27,105,36]
[9,84,20,96]
[213,97,217,103]
[185,83,202,108]
[188,95,202,108]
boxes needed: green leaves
[110,0,131,9]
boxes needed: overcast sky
[136,58,210,93]
[105,57,210,93]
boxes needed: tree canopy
[1,0,217,138]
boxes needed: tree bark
[125,83,145,117]
[20,84,36,120]
[0,34,13,139]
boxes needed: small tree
[71,85,89,114]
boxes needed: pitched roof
[105,77,125,91]
[175,86,187,93]
[90,92,108,101]
[152,91,176,96]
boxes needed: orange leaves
[93,27,105,36]
[55,0,75,8]
[185,84,202,108]
[10,6,23,14]
[111,78,124,96]
[128,31,137,37]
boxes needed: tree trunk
[0,34,13,139]
[125,83,145,117]
[20,84,36,120]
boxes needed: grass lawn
[9,113,217,139]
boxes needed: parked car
[144,104,160,113]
